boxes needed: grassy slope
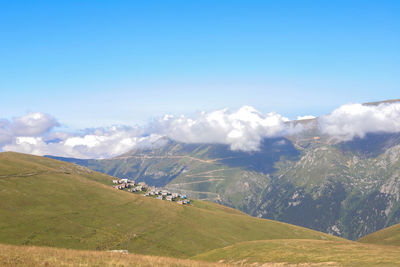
[0,243,229,267]
[0,152,340,259]
[358,223,400,246]
[193,239,400,266]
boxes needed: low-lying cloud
[319,102,400,141]
[4,130,163,159]
[153,106,293,151]
[2,102,400,158]
[1,107,300,158]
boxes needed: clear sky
[1,0,399,129]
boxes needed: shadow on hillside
[339,132,400,158]
[46,137,300,180]
[205,137,300,174]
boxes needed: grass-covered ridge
[193,239,400,266]
[0,243,229,267]
[358,223,400,246]
[0,152,340,258]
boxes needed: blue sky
[1,0,399,129]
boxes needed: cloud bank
[319,102,400,141]
[2,102,400,158]
[0,113,58,146]
[153,106,293,151]
[1,107,300,158]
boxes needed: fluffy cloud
[154,106,292,151]
[319,102,400,141]
[59,127,161,158]
[0,113,58,146]
[11,112,59,136]
[297,115,316,121]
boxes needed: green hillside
[193,239,400,266]
[359,223,400,246]
[0,152,340,259]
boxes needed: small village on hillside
[112,178,191,205]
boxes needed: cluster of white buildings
[145,189,190,204]
[112,178,191,204]
[112,178,135,190]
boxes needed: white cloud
[3,126,157,159]
[0,112,58,146]
[12,112,59,136]
[152,106,292,151]
[16,136,40,145]
[297,115,316,121]
[319,102,400,141]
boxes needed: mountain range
[48,100,400,240]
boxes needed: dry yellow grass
[193,239,400,266]
[0,243,231,267]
